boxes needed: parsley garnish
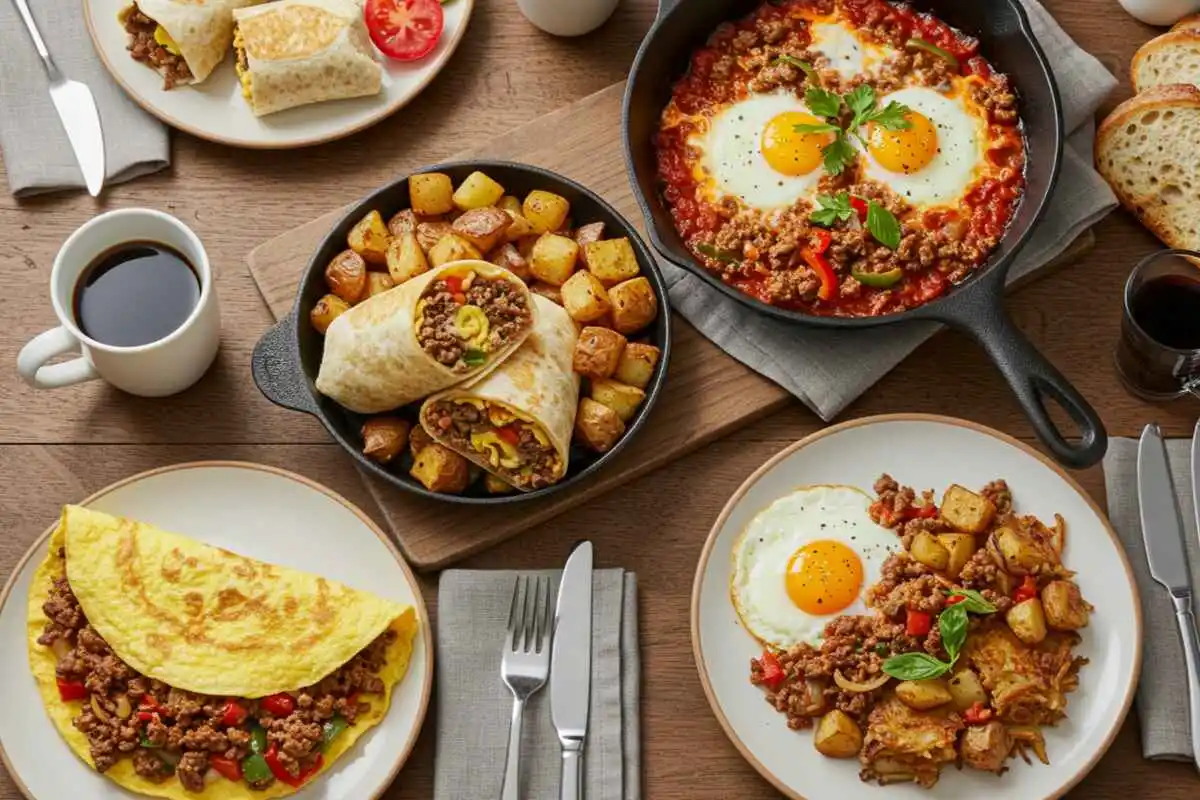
[793,86,913,177]
[772,55,817,82]
[810,194,855,227]
[804,86,842,119]
[810,192,903,251]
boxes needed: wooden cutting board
[246,81,1093,571]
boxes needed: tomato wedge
[364,0,444,62]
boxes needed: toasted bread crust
[1132,29,1200,92]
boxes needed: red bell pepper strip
[444,275,464,295]
[945,594,967,607]
[495,425,521,446]
[759,650,786,690]
[963,701,994,725]
[139,694,161,712]
[849,196,868,222]
[260,693,295,717]
[56,678,87,702]
[221,700,248,727]
[800,245,837,302]
[137,710,156,722]
[265,744,323,788]
[1012,575,1038,604]
[452,292,467,305]
[905,609,932,637]
[210,755,243,782]
[911,503,938,519]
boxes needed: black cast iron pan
[622,0,1107,468]
[251,161,672,504]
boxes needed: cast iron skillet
[251,161,672,504]
[622,0,1107,468]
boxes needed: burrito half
[28,505,418,798]
[316,260,536,414]
[420,295,580,491]
[120,0,258,89]
[233,0,383,117]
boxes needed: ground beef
[123,6,193,90]
[417,277,532,371]
[38,576,85,645]
[982,479,1013,516]
[176,752,208,793]
[423,400,559,489]
[265,716,324,774]
[132,749,173,783]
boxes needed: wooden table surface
[2,1,1198,797]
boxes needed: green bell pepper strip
[322,715,350,751]
[248,722,268,756]
[851,268,904,289]
[241,754,272,785]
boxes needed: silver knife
[1138,423,1200,770]
[550,541,593,800]
[11,0,106,197]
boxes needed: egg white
[809,20,893,81]
[731,485,900,649]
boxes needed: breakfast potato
[387,209,418,238]
[961,721,1011,773]
[452,207,511,253]
[530,281,564,305]
[429,234,483,268]
[910,531,950,571]
[386,232,430,284]
[490,242,530,281]
[937,533,976,578]
[410,443,470,493]
[484,473,515,494]
[813,710,862,759]
[895,679,953,711]
[522,190,570,234]
[325,249,367,304]
[361,417,409,465]
[498,195,523,217]
[584,237,640,286]
[366,271,395,298]
[573,326,627,379]
[502,212,537,242]
[310,294,351,334]
[347,210,391,265]
[590,378,645,422]
[574,222,605,265]
[995,526,1052,573]
[561,270,612,323]
[409,425,434,458]
[941,484,997,534]
[613,343,660,389]
[453,171,505,211]
[409,172,456,216]
[608,277,658,335]
[574,398,625,453]
[530,233,580,286]
[1006,598,1048,645]
[416,221,454,255]
[947,667,988,712]
[1041,580,1090,630]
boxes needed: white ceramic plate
[84,0,473,148]
[0,462,432,799]
[692,415,1141,800]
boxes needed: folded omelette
[27,506,418,798]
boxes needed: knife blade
[550,540,593,800]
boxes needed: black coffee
[73,241,200,347]
[1130,274,1200,350]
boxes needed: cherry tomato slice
[364,0,444,62]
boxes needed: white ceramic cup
[516,0,619,37]
[17,208,220,397]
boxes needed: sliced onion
[50,637,71,661]
[833,669,890,693]
[115,694,132,719]
[1051,514,1066,555]
[1008,725,1049,764]
[90,693,111,723]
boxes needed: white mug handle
[17,326,100,389]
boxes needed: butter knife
[550,541,593,800]
[11,0,106,196]
[1138,422,1200,770]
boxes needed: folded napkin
[435,569,640,800]
[0,0,170,196]
[1104,437,1197,761]
[666,0,1119,421]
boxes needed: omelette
[27,505,419,798]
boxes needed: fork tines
[507,574,552,654]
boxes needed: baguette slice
[1096,84,1200,249]
[1173,14,1200,32]
[1132,28,1200,92]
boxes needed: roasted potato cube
[325,249,367,304]
[453,171,505,211]
[995,526,1051,573]
[574,398,625,453]
[1041,580,1090,630]
[608,277,658,334]
[310,294,351,334]
[410,442,470,493]
[613,343,660,389]
[941,484,997,534]
[937,533,976,578]
[452,207,511,253]
[522,190,570,234]
[409,172,455,216]
[590,378,645,423]
[584,237,640,286]
[530,233,580,286]
[386,232,430,284]
[361,417,409,464]
[573,222,606,265]
[366,271,396,298]
[347,210,391,265]
[497,195,523,217]
[502,211,536,243]
[947,667,988,712]
[489,242,530,281]
[416,221,454,255]
[429,234,483,268]
[895,679,953,711]
[387,209,418,238]
[409,425,434,458]
[573,326,627,379]
[813,710,862,759]
[484,473,514,494]
[960,721,1010,773]
[561,270,612,323]
[530,282,563,306]
[910,531,950,571]
[1006,598,1048,644]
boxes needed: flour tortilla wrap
[420,296,580,491]
[125,0,257,84]
[315,261,536,414]
[233,0,382,117]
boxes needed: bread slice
[1096,84,1200,249]
[1173,14,1200,31]
[1132,29,1200,92]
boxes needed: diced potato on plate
[452,207,511,253]
[387,209,418,238]
[347,210,391,265]
[895,679,953,711]
[522,190,570,234]
[410,443,470,493]
[498,195,522,217]
[324,249,367,304]
[1006,598,1048,644]
[613,342,660,389]
[366,271,395,298]
[453,171,505,211]
[937,533,976,578]
[590,378,645,422]
[941,484,997,534]
[429,234,483,268]
[910,531,949,571]
[561,270,612,322]
[947,668,987,712]
[416,221,454,255]
[409,172,455,216]
[574,398,625,453]
[310,294,350,334]
[490,242,530,281]
[584,237,640,286]
[529,282,563,305]
[530,233,580,286]
[386,232,430,284]
[813,710,861,758]
[361,417,409,464]
[573,326,626,379]
[574,222,605,265]
[608,277,658,334]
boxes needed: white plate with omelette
[0,462,432,799]
[691,414,1140,799]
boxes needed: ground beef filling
[424,400,560,489]
[38,573,394,792]
[417,277,531,371]
[123,6,193,90]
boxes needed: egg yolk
[866,110,938,174]
[785,540,864,615]
[761,112,833,176]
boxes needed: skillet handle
[252,312,319,416]
[656,0,684,20]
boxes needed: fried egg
[808,20,893,80]
[860,86,987,208]
[731,485,899,649]
[691,92,832,209]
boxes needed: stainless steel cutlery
[500,574,554,800]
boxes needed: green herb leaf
[792,122,841,135]
[906,37,959,67]
[939,603,969,663]
[139,733,156,748]
[773,54,818,82]
[844,84,876,118]
[809,193,855,227]
[874,642,890,656]
[822,135,856,177]
[696,243,741,263]
[805,86,842,119]
[463,349,488,367]
[946,588,998,615]
[866,201,902,250]
[882,652,951,681]
[867,100,914,131]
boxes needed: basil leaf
[939,603,969,663]
[805,86,842,119]
[696,243,740,263]
[866,201,902,249]
[882,652,951,681]
[792,122,841,135]
[822,135,856,177]
[946,588,997,614]
[773,54,817,82]
[844,84,876,119]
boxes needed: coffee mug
[17,208,221,397]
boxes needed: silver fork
[500,574,554,800]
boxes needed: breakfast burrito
[29,506,419,798]
[120,0,259,88]
[420,295,580,491]
[233,0,383,117]
[316,260,537,414]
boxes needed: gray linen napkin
[1104,437,1197,761]
[435,570,640,800]
[666,0,1119,421]
[0,1,170,196]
